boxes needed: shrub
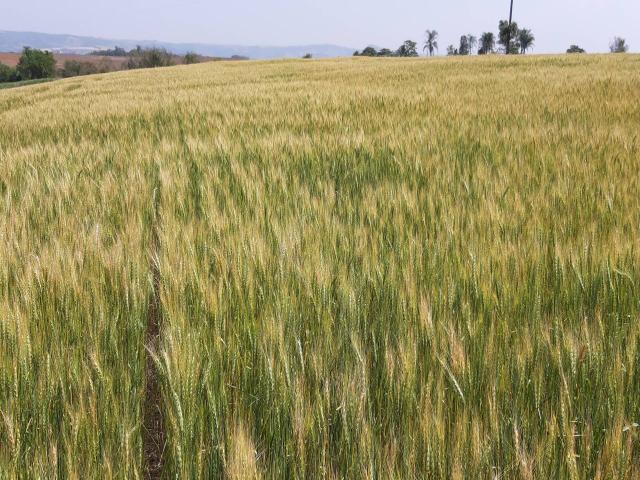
[355,47,394,57]
[95,58,119,73]
[90,46,128,57]
[0,63,17,82]
[184,52,200,64]
[16,47,56,80]
[127,47,175,69]
[360,46,378,57]
[567,45,586,54]
[61,60,98,78]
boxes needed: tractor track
[142,186,165,479]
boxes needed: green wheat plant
[1,54,639,478]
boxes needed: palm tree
[479,32,496,55]
[518,29,535,54]
[423,30,439,56]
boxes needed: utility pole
[506,0,514,54]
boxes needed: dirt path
[142,186,165,479]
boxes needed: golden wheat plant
[0,84,159,477]
[153,55,640,479]
[1,54,639,478]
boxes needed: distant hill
[0,30,355,59]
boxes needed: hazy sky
[4,0,638,53]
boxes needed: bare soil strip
[143,188,165,479]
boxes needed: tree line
[0,33,632,85]
[443,21,534,56]
[354,40,420,58]
[0,46,203,85]
[354,20,630,58]
[91,46,202,68]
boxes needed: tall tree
[423,30,439,56]
[479,32,496,55]
[455,35,477,56]
[610,37,629,53]
[458,36,471,55]
[15,47,56,80]
[467,35,478,54]
[518,29,535,54]
[397,40,419,57]
[499,20,520,54]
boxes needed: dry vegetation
[0,52,128,70]
[1,54,639,478]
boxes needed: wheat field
[1,54,639,479]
